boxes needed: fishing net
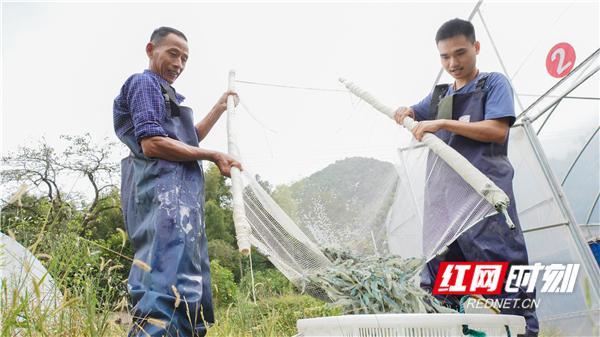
[387,144,499,259]
[226,73,510,302]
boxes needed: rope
[238,99,277,134]
[249,248,257,305]
[236,79,347,93]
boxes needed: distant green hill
[271,157,398,255]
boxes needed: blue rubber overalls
[419,75,539,335]
[120,83,214,337]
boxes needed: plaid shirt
[113,69,186,143]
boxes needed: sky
[2,0,599,195]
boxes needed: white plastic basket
[296,313,525,337]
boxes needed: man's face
[147,33,189,84]
[437,34,480,81]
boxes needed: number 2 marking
[551,47,572,75]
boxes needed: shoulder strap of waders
[475,75,489,90]
[160,82,181,117]
[429,83,450,119]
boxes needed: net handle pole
[227,70,252,255]
[339,78,515,229]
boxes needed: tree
[272,184,299,222]
[254,174,273,194]
[1,134,120,235]
[203,164,237,245]
[204,163,232,208]
[58,134,120,233]
[208,239,242,280]
[1,139,64,205]
[1,135,130,308]
[204,199,235,244]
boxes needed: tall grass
[208,293,340,337]
[1,276,128,336]
[1,233,128,336]
[1,272,335,336]
[1,230,336,337]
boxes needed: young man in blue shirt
[394,18,539,337]
[114,27,241,337]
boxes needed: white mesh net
[241,171,331,284]
[388,145,497,259]
[227,75,506,294]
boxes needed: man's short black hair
[435,18,476,44]
[150,27,187,45]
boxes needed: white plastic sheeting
[0,232,61,312]
[510,123,599,335]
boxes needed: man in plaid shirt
[114,26,240,337]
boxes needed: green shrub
[208,239,241,280]
[246,247,274,272]
[239,268,295,300]
[210,260,238,306]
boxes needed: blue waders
[420,76,539,335]
[120,83,214,337]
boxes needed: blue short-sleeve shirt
[113,70,186,145]
[410,72,516,126]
